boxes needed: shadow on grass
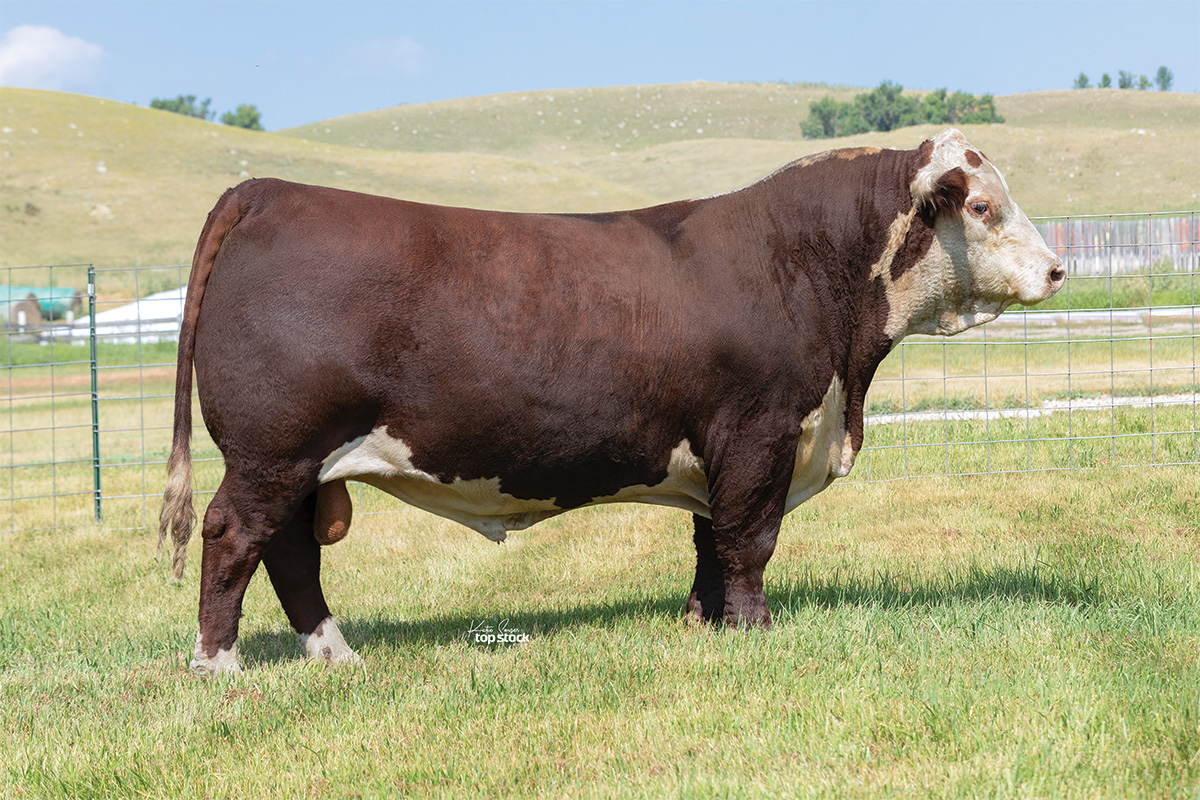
[239,557,1101,666]
[771,557,1103,613]
[240,594,686,666]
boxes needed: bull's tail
[158,185,250,580]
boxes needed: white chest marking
[786,375,856,513]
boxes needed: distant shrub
[150,95,264,130]
[150,95,214,121]
[800,95,868,138]
[221,104,264,131]
[801,82,1003,139]
[1155,66,1174,91]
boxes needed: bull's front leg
[685,514,725,623]
[685,436,793,628]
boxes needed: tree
[1099,73,1112,89]
[801,82,1003,138]
[221,104,264,131]
[801,96,842,138]
[800,95,867,139]
[942,91,1004,125]
[1155,66,1174,91]
[920,88,948,124]
[855,80,922,132]
[150,94,214,120]
[1137,74,1152,91]
[958,94,1003,124]
[1073,72,1090,89]
[1118,70,1135,89]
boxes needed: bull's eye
[970,201,989,217]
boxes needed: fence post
[88,265,101,523]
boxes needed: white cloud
[0,25,103,90]
[348,36,427,79]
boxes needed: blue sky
[1,0,1197,130]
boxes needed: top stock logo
[467,618,530,645]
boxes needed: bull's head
[898,128,1065,338]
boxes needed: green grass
[1,467,1197,798]
[4,339,178,367]
[857,403,1200,480]
[1035,265,1199,312]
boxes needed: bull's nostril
[1049,266,1066,286]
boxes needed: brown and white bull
[160,128,1063,675]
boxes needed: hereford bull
[160,128,1064,675]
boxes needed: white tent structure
[47,287,186,345]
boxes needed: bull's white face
[901,128,1065,337]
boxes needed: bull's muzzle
[1047,257,1066,296]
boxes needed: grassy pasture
[1,466,1197,798]
[0,88,656,287]
[282,85,1200,213]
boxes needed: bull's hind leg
[190,483,268,676]
[262,482,360,666]
[190,471,311,676]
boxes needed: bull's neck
[750,148,932,449]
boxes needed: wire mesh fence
[1,210,1197,533]
[1,263,96,532]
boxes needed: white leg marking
[298,616,362,666]
[189,632,242,677]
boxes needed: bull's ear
[914,166,969,225]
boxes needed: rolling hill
[2,83,1196,287]
[281,83,1200,213]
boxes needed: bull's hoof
[298,616,362,666]
[723,607,772,630]
[189,634,243,677]
[684,590,724,625]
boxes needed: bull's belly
[317,378,857,540]
[317,431,712,541]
